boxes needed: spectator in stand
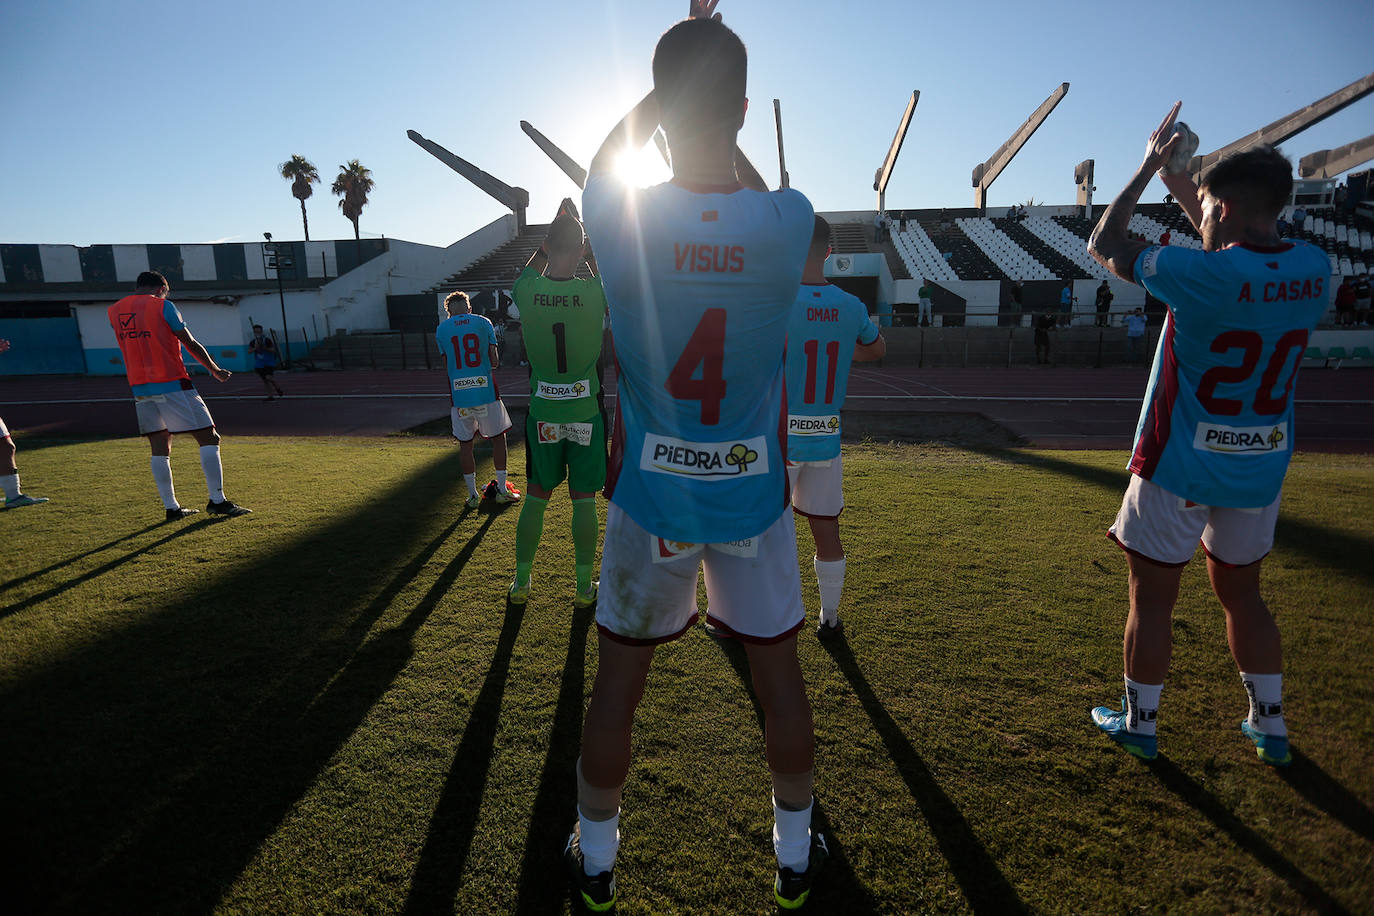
[1159,230,1171,246]
[1334,183,1347,211]
[1058,281,1074,327]
[1291,205,1307,234]
[918,282,934,326]
[1010,280,1024,315]
[1276,214,1289,238]
[873,209,885,242]
[1007,206,1017,220]
[1355,273,1372,326]
[1334,276,1355,326]
[1124,307,1147,363]
[1095,280,1114,326]
[1034,312,1055,364]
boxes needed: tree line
[278,156,374,242]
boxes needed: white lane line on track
[851,367,955,398]
[9,395,1374,407]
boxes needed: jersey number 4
[666,308,727,425]
[451,333,483,368]
[1195,329,1307,416]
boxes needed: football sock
[150,456,178,509]
[514,494,548,584]
[1,473,19,500]
[576,758,621,875]
[199,445,225,503]
[1124,677,1162,736]
[1240,671,1287,737]
[572,498,599,590]
[814,556,846,624]
[772,794,814,873]
[496,469,508,490]
[463,473,478,497]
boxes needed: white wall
[112,245,150,282]
[38,245,82,282]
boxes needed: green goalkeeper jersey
[512,267,608,422]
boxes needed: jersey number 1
[666,308,727,425]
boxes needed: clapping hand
[688,0,721,20]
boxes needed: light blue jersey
[583,173,813,544]
[1129,240,1330,507]
[436,312,499,408]
[784,283,880,461]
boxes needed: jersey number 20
[1195,329,1307,416]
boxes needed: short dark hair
[652,18,747,144]
[253,324,263,331]
[1201,145,1292,216]
[136,270,167,290]
[810,215,831,257]
[546,213,584,257]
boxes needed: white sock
[150,456,178,509]
[496,468,508,489]
[814,557,846,624]
[0,473,19,501]
[1240,671,1287,737]
[772,795,813,872]
[1124,677,1162,736]
[199,445,225,503]
[576,807,620,876]
[463,473,478,497]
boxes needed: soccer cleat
[508,575,533,605]
[815,616,845,640]
[1240,719,1292,767]
[1090,698,1158,760]
[492,481,522,504]
[206,499,252,518]
[774,829,829,910]
[573,581,598,609]
[4,494,49,510]
[703,621,733,639]
[465,492,482,510]
[166,506,200,521]
[564,823,616,912]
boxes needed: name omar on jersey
[536,379,590,400]
[788,414,841,436]
[1193,422,1288,454]
[641,433,768,479]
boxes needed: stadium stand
[1128,213,1204,249]
[955,217,1056,281]
[918,216,1006,281]
[429,223,594,297]
[891,223,958,282]
[1288,207,1372,278]
[994,217,1090,280]
[1022,216,1113,280]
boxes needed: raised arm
[734,145,768,192]
[588,92,661,179]
[1089,102,1183,282]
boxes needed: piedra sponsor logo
[536,379,590,400]
[641,434,768,479]
[453,376,488,391]
[788,414,840,436]
[1193,422,1288,454]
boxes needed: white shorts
[135,388,215,435]
[597,503,804,645]
[1108,474,1281,567]
[787,457,844,519]
[450,401,512,442]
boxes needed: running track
[3,366,1371,451]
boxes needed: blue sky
[1,0,1370,247]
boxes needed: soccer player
[248,324,285,400]
[507,204,607,608]
[784,216,886,638]
[1085,103,1331,766]
[108,271,251,520]
[566,3,825,909]
[436,290,520,509]
[0,338,49,510]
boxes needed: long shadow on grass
[1279,750,1374,843]
[511,604,594,916]
[0,521,164,595]
[402,597,528,915]
[966,446,1374,586]
[710,630,880,914]
[1146,757,1351,914]
[1,518,215,619]
[0,452,499,913]
[821,639,1027,915]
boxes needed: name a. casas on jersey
[536,379,590,401]
[641,433,768,479]
[453,376,488,392]
[1193,422,1288,454]
[788,414,840,436]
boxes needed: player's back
[513,268,606,422]
[785,283,880,461]
[436,312,498,407]
[108,294,188,387]
[1132,239,1331,506]
[583,174,813,543]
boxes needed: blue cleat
[1240,720,1292,767]
[1091,698,1158,760]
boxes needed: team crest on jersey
[788,414,841,436]
[536,379,590,400]
[652,536,704,563]
[1193,422,1288,454]
[453,376,488,392]
[641,434,768,480]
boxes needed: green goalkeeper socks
[514,494,548,584]
[572,498,599,591]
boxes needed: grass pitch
[1,437,1371,915]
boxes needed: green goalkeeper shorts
[524,410,607,494]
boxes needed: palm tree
[279,155,320,240]
[331,160,374,242]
